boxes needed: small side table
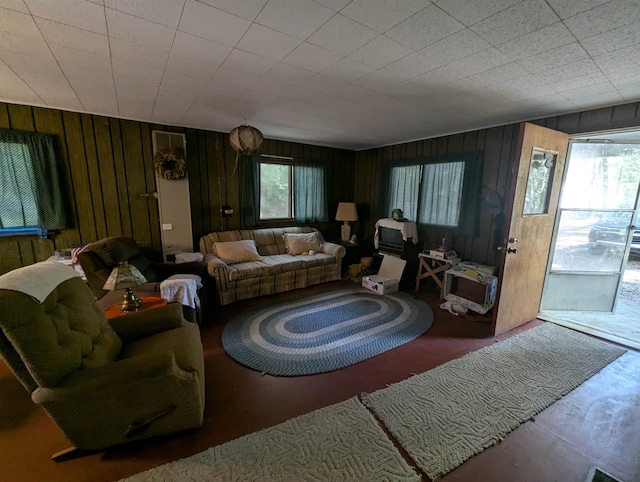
[336,241,368,277]
[415,253,457,293]
[104,296,167,319]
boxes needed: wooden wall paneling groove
[184,129,204,245]
[109,118,133,240]
[93,115,122,239]
[80,114,108,241]
[62,111,96,243]
[119,120,152,249]
[140,124,162,254]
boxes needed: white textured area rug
[119,397,420,482]
[361,322,626,480]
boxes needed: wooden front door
[492,123,569,335]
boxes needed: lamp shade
[335,202,358,222]
[102,261,147,291]
[229,124,264,154]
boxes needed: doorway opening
[539,129,640,349]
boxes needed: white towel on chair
[160,274,202,309]
[174,252,204,263]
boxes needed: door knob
[507,247,518,254]
[509,237,518,243]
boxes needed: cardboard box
[443,262,497,314]
[362,254,406,295]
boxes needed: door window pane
[550,210,632,272]
[523,150,555,215]
[260,163,291,219]
[560,143,640,210]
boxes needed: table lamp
[336,202,358,242]
[103,261,147,312]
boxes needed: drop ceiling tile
[109,38,169,70]
[106,8,175,51]
[79,95,118,115]
[165,53,220,79]
[198,81,246,99]
[377,51,434,79]
[387,5,465,50]
[170,31,231,65]
[117,98,155,119]
[563,0,640,40]
[496,21,575,60]
[593,44,640,81]
[255,0,334,40]
[0,31,51,59]
[262,63,316,85]
[0,0,29,13]
[347,35,413,69]
[517,42,591,74]
[418,29,490,70]
[51,44,111,71]
[161,68,210,91]
[283,42,343,72]
[245,78,290,96]
[446,47,511,78]
[410,65,465,86]
[340,0,426,34]
[307,14,378,55]
[580,20,640,56]
[222,49,276,76]
[36,18,109,54]
[435,0,523,26]
[212,66,260,89]
[614,80,640,100]
[1,6,42,38]
[196,0,267,21]
[114,75,158,102]
[313,0,351,11]
[104,0,185,28]
[237,23,301,61]
[547,0,616,20]
[24,0,107,34]
[321,57,376,81]
[179,0,250,47]
[471,0,559,45]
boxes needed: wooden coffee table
[104,296,167,319]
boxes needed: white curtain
[419,161,465,227]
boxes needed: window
[259,162,292,219]
[256,158,328,223]
[383,152,483,236]
[0,130,67,237]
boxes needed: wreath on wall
[153,147,186,180]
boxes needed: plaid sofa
[200,227,345,306]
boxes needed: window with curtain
[0,130,68,237]
[240,155,328,225]
[383,152,483,236]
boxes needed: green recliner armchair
[0,261,205,460]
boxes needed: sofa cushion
[227,261,272,282]
[258,254,305,274]
[215,240,261,264]
[283,232,322,255]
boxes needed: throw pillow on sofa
[283,232,322,255]
[214,240,262,264]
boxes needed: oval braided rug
[222,286,433,376]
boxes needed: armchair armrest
[108,303,184,342]
[32,351,184,403]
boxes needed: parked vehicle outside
[588,212,640,257]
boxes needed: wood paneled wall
[355,101,640,266]
[2,100,639,276]
[0,102,354,275]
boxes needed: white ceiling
[1,0,639,150]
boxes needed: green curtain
[0,130,67,232]
[239,153,261,228]
[294,159,328,223]
[382,151,483,237]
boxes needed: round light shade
[229,125,264,154]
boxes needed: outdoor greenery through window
[383,152,483,236]
[257,158,328,223]
[260,162,292,219]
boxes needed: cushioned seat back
[200,227,320,257]
[0,277,122,388]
